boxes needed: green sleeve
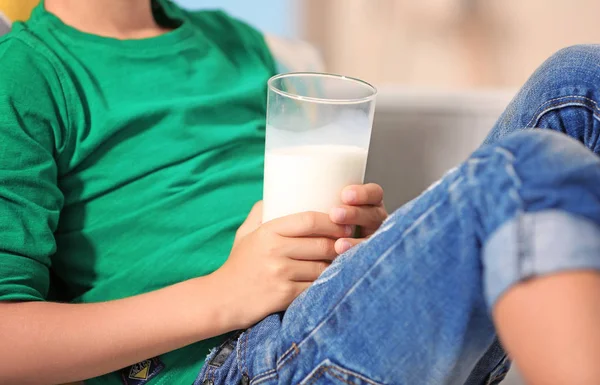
[0,37,67,301]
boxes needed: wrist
[197,269,248,332]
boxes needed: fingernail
[345,225,353,236]
[342,189,357,203]
[331,208,346,222]
[337,240,352,254]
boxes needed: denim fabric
[485,44,600,153]
[195,45,600,385]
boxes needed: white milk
[263,145,368,222]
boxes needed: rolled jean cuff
[483,210,600,308]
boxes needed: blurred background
[178,0,599,90]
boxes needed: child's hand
[329,183,388,254]
[214,211,351,329]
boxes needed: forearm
[0,274,236,385]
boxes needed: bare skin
[494,271,600,384]
[44,0,172,39]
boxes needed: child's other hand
[329,183,388,254]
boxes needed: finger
[269,211,352,238]
[335,238,364,254]
[248,201,263,218]
[329,205,387,229]
[235,201,264,242]
[290,281,313,299]
[342,183,384,206]
[284,237,338,261]
[243,201,263,227]
[287,260,330,282]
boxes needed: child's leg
[485,44,600,156]
[196,130,600,385]
[495,271,600,384]
[468,44,600,382]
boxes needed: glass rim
[268,72,378,105]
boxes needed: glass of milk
[263,73,377,222]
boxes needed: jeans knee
[485,45,600,145]
[545,45,600,71]
[528,44,600,94]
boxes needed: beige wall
[302,0,600,88]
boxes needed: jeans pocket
[298,360,386,385]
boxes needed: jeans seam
[470,146,532,290]
[239,327,281,385]
[493,147,530,281]
[248,344,298,384]
[276,343,299,370]
[250,370,278,385]
[243,329,250,375]
[305,366,384,385]
[305,366,328,385]
[236,331,243,375]
[526,95,600,128]
[325,366,384,385]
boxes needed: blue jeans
[196,45,600,385]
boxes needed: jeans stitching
[305,366,328,385]
[326,366,385,385]
[250,370,278,385]
[236,331,244,375]
[275,343,299,367]
[328,371,356,385]
[304,366,384,385]
[243,329,250,375]
[243,327,282,385]
[489,148,529,279]
[497,147,529,280]
[275,343,299,370]
[251,368,277,381]
[525,95,600,128]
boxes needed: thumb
[244,201,263,227]
[235,201,263,243]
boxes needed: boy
[0,1,386,384]
[1,1,600,385]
